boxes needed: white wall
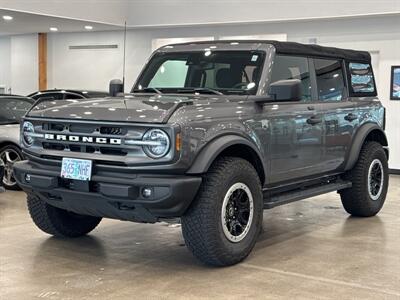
[0,34,38,95]
[0,36,11,92]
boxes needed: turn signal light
[175,133,181,152]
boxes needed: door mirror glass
[268,79,302,101]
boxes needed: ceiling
[0,9,123,36]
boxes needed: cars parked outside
[0,95,35,190]
[28,89,109,101]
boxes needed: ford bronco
[13,41,389,266]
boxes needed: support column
[38,33,47,91]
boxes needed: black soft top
[169,40,371,63]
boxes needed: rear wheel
[0,144,23,190]
[27,195,102,237]
[182,157,263,266]
[340,142,389,217]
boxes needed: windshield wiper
[176,88,224,95]
[132,87,163,95]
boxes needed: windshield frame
[132,42,275,96]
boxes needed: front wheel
[0,144,23,190]
[27,195,102,237]
[340,142,389,217]
[182,157,263,266]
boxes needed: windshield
[0,98,33,125]
[133,51,265,95]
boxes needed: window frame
[269,54,316,103]
[311,57,349,103]
[345,61,377,97]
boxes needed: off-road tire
[340,142,388,217]
[181,157,263,266]
[27,195,102,237]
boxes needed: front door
[266,55,323,184]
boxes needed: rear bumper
[13,160,202,223]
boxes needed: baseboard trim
[389,169,400,175]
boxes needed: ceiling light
[2,15,13,21]
[84,25,93,30]
[49,27,58,32]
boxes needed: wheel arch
[187,135,266,185]
[344,123,388,171]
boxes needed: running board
[263,180,352,209]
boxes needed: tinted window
[349,63,375,94]
[32,92,65,101]
[65,93,85,100]
[135,51,265,95]
[0,98,33,124]
[270,55,311,101]
[314,59,345,101]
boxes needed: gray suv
[13,41,389,266]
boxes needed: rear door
[313,58,358,172]
[267,55,324,184]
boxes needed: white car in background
[0,95,35,190]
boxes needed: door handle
[307,106,315,111]
[344,113,358,122]
[306,116,322,125]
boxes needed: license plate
[61,158,92,181]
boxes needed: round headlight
[23,121,35,146]
[142,129,170,158]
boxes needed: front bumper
[13,160,202,223]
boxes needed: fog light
[25,174,31,182]
[142,187,152,198]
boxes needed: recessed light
[2,15,13,21]
[84,25,93,30]
[49,27,58,32]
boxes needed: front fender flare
[186,135,266,176]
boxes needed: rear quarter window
[348,62,376,96]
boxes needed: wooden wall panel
[38,33,47,91]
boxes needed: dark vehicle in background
[14,41,389,266]
[0,159,4,193]
[0,95,35,190]
[28,89,109,101]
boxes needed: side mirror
[268,79,302,101]
[109,79,124,97]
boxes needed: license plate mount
[61,158,92,181]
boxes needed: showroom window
[348,62,376,94]
[270,55,311,101]
[314,58,345,101]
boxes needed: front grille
[33,121,146,158]
[26,119,175,167]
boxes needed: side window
[314,59,345,101]
[270,55,311,101]
[348,62,375,94]
[148,60,188,88]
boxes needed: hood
[27,94,200,124]
[0,124,20,144]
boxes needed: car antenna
[122,21,127,92]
